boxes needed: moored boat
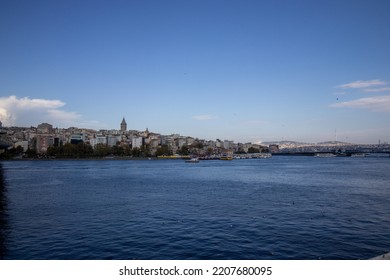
[185,158,199,163]
[314,153,336,158]
[219,156,233,160]
[350,153,365,157]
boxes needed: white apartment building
[186,137,195,145]
[70,133,84,144]
[90,136,107,148]
[107,135,121,147]
[176,137,187,148]
[14,141,29,152]
[132,137,143,149]
[223,140,234,150]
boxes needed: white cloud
[330,95,390,112]
[0,95,81,127]
[338,79,387,89]
[192,114,217,121]
[47,109,80,122]
[363,87,390,93]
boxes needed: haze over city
[1,0,389,144]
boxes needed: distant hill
[261,140,312,146]
[316,141,353,145]
[262,140,353,146]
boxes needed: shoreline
[0,156,158,161]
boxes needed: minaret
[120,117,127,132]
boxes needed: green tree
[111,145,124,156]
[206,147,213,155]
[248,147,260,153]
[131,147,141,157]
[155,145,172,156]
[234,149,246,154]
[140,144,152,157]
[77,142,93,157]
[62,143,76,157]
[191,141,204,149]
[61,142,93,158]
[122,145,132,156]
[0,146,23,159]
[178,145,190,155]
[47,146,61,157]
[94,144,111,157]
[260,146,269,153]
[25,148,37,158]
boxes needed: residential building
[37,123,54,134]
[223,140,234,150]
[132,137,143,149]
[70,133,84,144]
[14,141,29,152]
[176,137,187,148]
[36,135,54,153]
[90,136,107,148]
[107,135,121,147]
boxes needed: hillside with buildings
[0,118,269,158]
[1,119,389,159]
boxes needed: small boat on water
[350,153,365,157]
[314,153,336,158]
[185,158,199,163]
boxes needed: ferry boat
[219,156,233,160]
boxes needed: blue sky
[1,0,389,144]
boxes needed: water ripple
[1,157,390,259]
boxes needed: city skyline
[1,0,390,144]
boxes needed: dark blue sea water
[0,156,389,260]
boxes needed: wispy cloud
[330,95,390,112]
[192,114,217,121]
[363,87,390,93]
[337,79,387,89]
[0,95,80,126]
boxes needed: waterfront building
[186,137,195,145]
[149,138,160,149]
[36,135,54,153]
[107,135,121,147]
[223,140,234,150]
[164,136,176,148]
[70,133,84,144]
[215,139,223,148]
[90,136,107,148]
[14,141,29,152]
[132,137,143,149]
[176,137,187,148]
